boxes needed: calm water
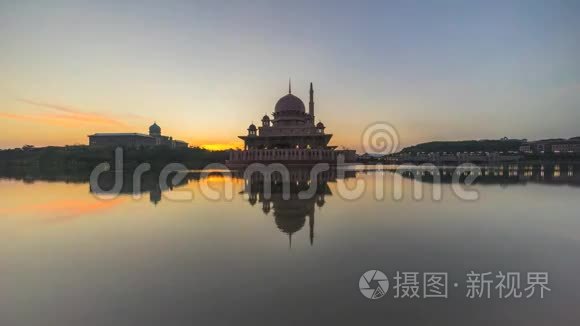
[1,165,579,325]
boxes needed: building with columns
[227,82,356,166]
[88,122,188,149]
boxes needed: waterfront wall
[228,148,356,164]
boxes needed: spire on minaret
[288,78,292,94]
[309,82,315,124]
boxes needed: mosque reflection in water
[88,167,357,247]
[2,163,577,245]
[52,163,580,211]
[240,168,355,247]
[6,163,575,211]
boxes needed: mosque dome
[248,123,257,131]
[274,214,306,235]
[275,93,306,113]
[316,121,325,128]
[262,114,270,121]
[149,122,161,135]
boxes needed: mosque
[227,82,356,166]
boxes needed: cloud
[1,99,131,128]
[18,99,80,114]
[0,112,82,127]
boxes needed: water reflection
[240,168,349,247]
[87,171,193,205]
[389,163,580,186]
[1,164,578,208]
[1,164,580,325]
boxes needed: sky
[1,0,579,151]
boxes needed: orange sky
[0,97,245,150]
[0,94,390,151]
[2,1,580,151]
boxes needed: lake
[1,164,579,325]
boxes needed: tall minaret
[309,82,315,124]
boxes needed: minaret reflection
[149,185,162,205]
[241,168,354,247]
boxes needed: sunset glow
[1,1,579,151]
[1,2,580,324]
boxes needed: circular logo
[361,122,400,155]
[359,269,389,299]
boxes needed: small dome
[149,122,161,134]
[316,121,325,128]
[262,114,270,121]
[275,94,305,113]
[248,123,257,131]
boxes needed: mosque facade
[227,82,356,166]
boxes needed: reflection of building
[89,171,192,205]
[88,122,188,148]
[228,82,356,166]
[394,152,521,164]
[519,138,580,154]
[241,167,355,247]
[149,186,162,205]
[393,164,580,187]
[244,178,330,247]
[518,163,579,185]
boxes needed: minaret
[309,82,315,124]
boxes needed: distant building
[88,123,188,148]
[173,140,189,148]
[227,81,356,166]
[88,133,157,147]
[519,138,580,154]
